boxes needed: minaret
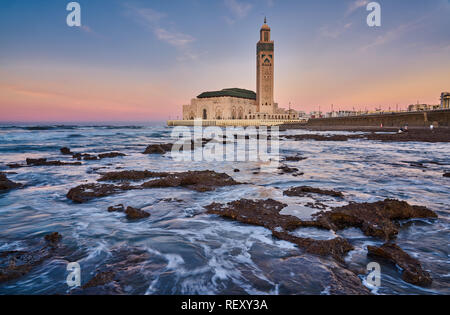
[256,17,274,114]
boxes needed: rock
[98,170,168,182]
[0,173,21,191]
[6,163,23,169]
[26,158,81,167]
[108,204,125,212]
[60,147,73,155]
[82,271,116,289]
[314,199,438,240]
[278,165,304,176]
[143,144,173,154]
[365,129,450,143]
[283,155,307,162]
[284,186,344,198]
[205,199,350,261]
[125,207,150,220]
[98,152,126,159]
[68,170,241,203]
[306,202,327,210]
[73,246,161,295]
[282,129,450,143]
[44,232,62,246]
[367,243,432,286]
[272,231,353,263]
[283,134,361,142]
[141,170,240,192]
[0,233,63,283]
[444,173,450,178]
[67,183,136,203]
[82,154,99,161]
[206,199,305,231]
[233,169,240,173]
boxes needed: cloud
[346,0,369,16]
[319,22,353,39]
[225,0,253,19]
[124,3,197,59]
[360,19,422,51]
[154,28,194,48]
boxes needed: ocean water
[0,123,449,295]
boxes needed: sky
[0,0,449,122]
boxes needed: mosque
[180,19,299,123]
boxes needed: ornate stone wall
[183,97,257,120]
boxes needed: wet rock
[306,202,327,210]
[206,199,297,231]
[367,243,432,286]
[283,155,307,162]
[0,233,63,283]
[205,199,350,261]
[44,232,62,246]
[108,204,125,212]
[82,154,99,161]
[71,152,126,161]
[283,129,450,143]
[82,271,116,289]
[98,152,127,159]
[205,198,438,262]
[69,171,240,203]
[314,199,438,240]
[284,186,344,198]
[60,147,73,155]
[125,207,150,220]
[143,144,174,154]
[365,129,450,143]
[7,163,23,169]
[283,134,362,142]
[141,171,240,192]
[26,158,81,167]
[67,183,137,203]
[278,165,304,176]
[255,255,370,295]
[444,172,450,178]
[272,231,353,262]
[0,173,21,191]
[326,266,372,295]
[143,139,211,155]
[98,170,168,182]
[73,246,163,295]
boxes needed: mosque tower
[256,17,275,114]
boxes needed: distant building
[407,104,439,112]
[182,19,297,121]
[441,92,450,109]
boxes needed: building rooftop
[197,88,257,100]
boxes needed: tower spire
[264,16,267,24]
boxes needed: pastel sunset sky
[1,0,449,122]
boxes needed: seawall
[306,110,450,128]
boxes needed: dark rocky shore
[282,129,450,143]
[206,196,437,287]
[67,170,241,203]
[0,233,64,283]
[0,173,22,191]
